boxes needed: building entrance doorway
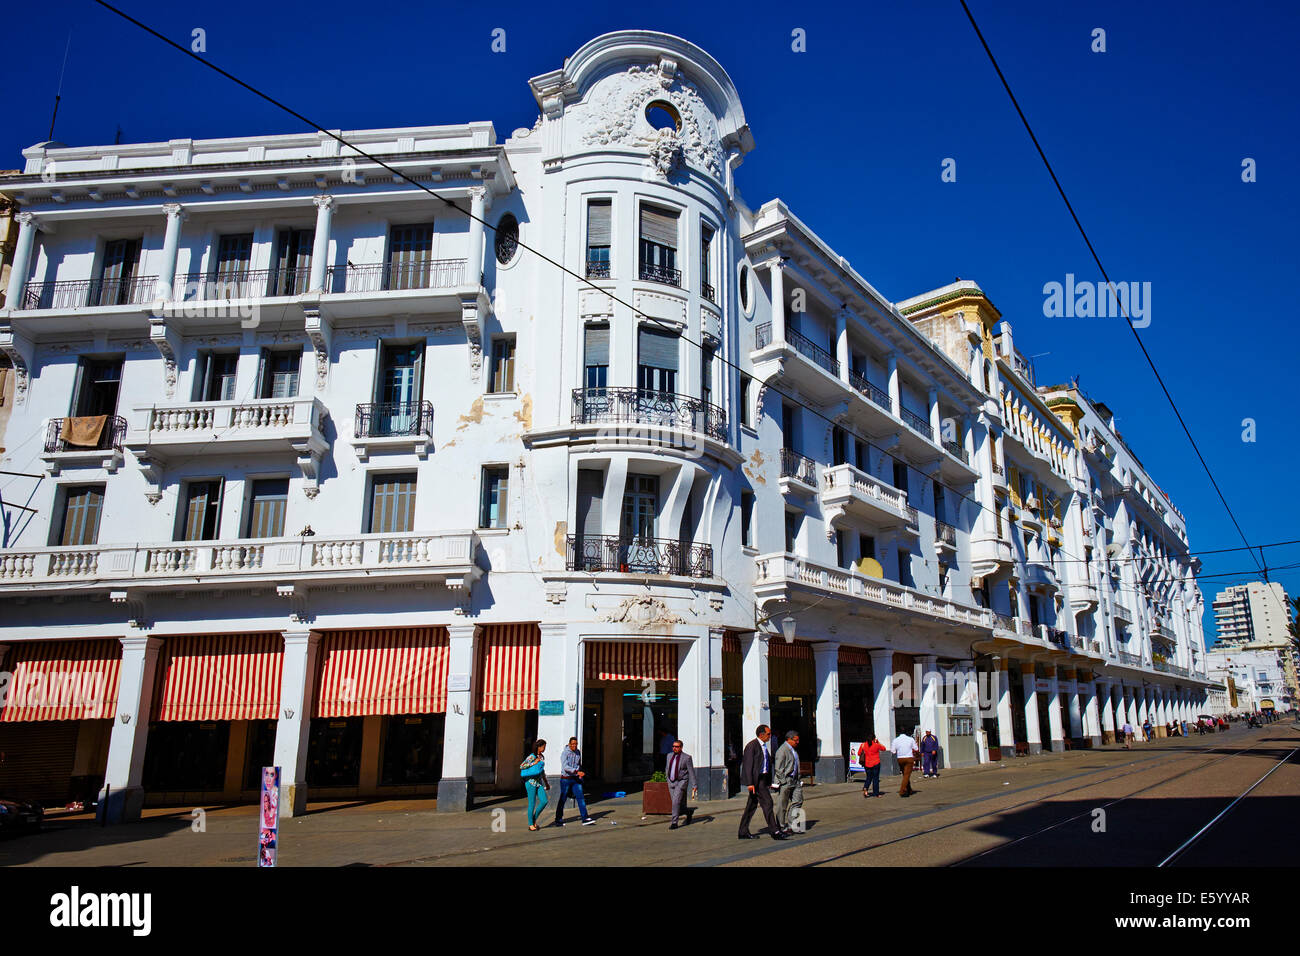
[582,689,603,780]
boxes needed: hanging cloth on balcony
[584,641,677,682]
[152,633,283,722]
[476,623,540,712]
[61,415,107,448]
[0,639,122,722]
[315,627,449,717]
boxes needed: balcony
[0,530,482,594]
[701,281,716,304]
[565,534,713,579]
[638,262,681,287]
[1024,559,1059,594]
[40,415,128,474]
[586,259,611,279]
[970,534,1014,578]
[318,258,477,321]
[992,461,1007,489]
[934,519,957,553]
[173,268,311,301]
[821,463,916,530]
[1041,625,1070,649]
[570,387,726,443]
[1117,650,1142,666]
[1069,581,1100,612]
[753,552,992,632]
[351,400,435,460]
[848,369,890,411]
[899,405,931,438]
[752,322,849,406]
[779,448,818,494]
[19,275,159,311]
[942,439,969,465]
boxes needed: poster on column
[848,741,866,773]
[258,766,280,868]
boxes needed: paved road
[2,723,1294,867]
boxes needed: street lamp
[755,609,799,643]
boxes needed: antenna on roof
[48,31,72,142]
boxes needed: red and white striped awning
[476,623,540,712]
[838,645,873,667]
[152,634,283,722]
[0,640,122,722]
[316,627,449,718]
[584,641,678,682]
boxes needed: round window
[645,100,681,132]
[494,213,519,265]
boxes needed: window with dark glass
[494,214,519,266]
[97,238,142,306]
[933,479,946,522]
[621,474,658,543]
[214,233,254,281]
[368,473,416,534]
[833,427,847,465]
[701,344,714,406]
[387,223,435,290]
[898,549,914,589]
[272,228,313,296]
[246,478,289,538]
[490,336,516,393]
[740,373,754,428]
[584,324,609,390]
[71,357,123,417]
[859,534,875,565]
[258,349,300,399]
[782,404,795,451]
[180,479,223,541]
[194,351,238,402]
[586,201,611,277]
[700,224,714,299]
[638,205,678,283]
[836,530,847,568]
[892,460,908,494]
[741,491,755,548]
[480,466,509,529]
[637,327,678,394]
[54,484,105,546]
[784,511,801,553]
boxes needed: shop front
[472,623,541,792]
[837,645,875,751]
[769,640,816,766]
[582,640,678,785]
[722,633,742,793]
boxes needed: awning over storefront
[838,646,873,667]
[722,633,742,694]
[153,633,283,722]
[315,627,449,718]
[476,623,540,711]
[584,641,677,682]
[0,640,122,722]
[769,640,814,696]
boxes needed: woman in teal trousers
[521,739,550,830]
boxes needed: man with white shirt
[737,725,785,840]
[891,730,919,797]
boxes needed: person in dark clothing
[920,730,940,778]
[736,725,784,841]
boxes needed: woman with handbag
[520,739,550,830]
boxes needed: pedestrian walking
[553,736,596,827]
[857,735,887,797]
[665,738,697,830]
[1142,718,1152,742]
[1122,720,1134,749]
[773,730,803,835]
[520,739,550,831]
[891,729,919,797]
[920,729,940,778]
[737,724,785,840]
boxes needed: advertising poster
[259,766,280,868]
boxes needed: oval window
[645,100,681,132]
[739,263,751,312]
[495,214,519,265]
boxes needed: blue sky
[6,0,1297,643]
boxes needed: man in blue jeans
[554,736,596,826]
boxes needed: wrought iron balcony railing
[586,258,611,279]
[780,448,818,486]
[355,401,434,439]
[942,439,969,464]
[755,323,840,378]
[900,406,932,436]
[174,270,285,301]
[848,369,890,410]
[324,258,468,293]
[1044,626,1070,647]
[935,520,957,547]
[44,415,127,453]
[21,276,158,310]
[701,281,716,303]
[570,387,726,442]
[566,534,713,578]
[638,262,681,286]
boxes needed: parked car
[0,798,43,834]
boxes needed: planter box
[642,780,672,815]
[987,746,1002,762]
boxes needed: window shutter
[638,327,679,371]
[577,469,603,540]
[639,206,678,248]
[584,325,609,367]
[256,349,269,399]
[587,201,611,247]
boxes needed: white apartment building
[0,31,1216,822]
[1206,646,1291,714]
[1212,582,1297,701]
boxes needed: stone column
[438,623,480,811]
[870,649,898,772]
[97,636,163,824]
[918,654,940,738]
[887,352,901,417]
[1045,665,1066,752]
[309,194,335,292]
[536,622,574,779]
[701,628,727,799]
[835,310,850,385]
[812,643,844,782]
[769,260,785,345]
[467,186,487,286]
[1083,680,1102,747]
[1097,679,1115,743]
[153,203,187,302]
[995,657,1016,754]
[273,629,321,818]
[740,632,771,737]
[928,388,940,443]
[4,212,40,308]
[1023,670,1043,755]
[1064,669,1083,740]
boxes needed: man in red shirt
[857,734,888,797]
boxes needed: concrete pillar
[309,194,335,292]
[769,261,785,345]
[273,629,321,818]
[918,654,940,739]
[928,388,940,442]
[97,636,163,824]
[154,203,187,302]
[887,352,901,417]
[438,623,479,811]
[995,657,1016,753]
[835,310,850,385]
[813,643,844,782]
[740,632,771,735]
[467,186,487,286]
[1064,670,1083,740]
[700,629,727,799]
[1045,666,1066,752]
[358,715,382,794]
[4,211,40,308]
[870,649,897,772]
[536,622,575,780]
[1083,681,1102,747]
[1098,679,1115,743]
[1023,670,1042,755]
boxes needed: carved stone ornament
[578,64,725,180]
[601,595,685,630]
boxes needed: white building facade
[0,31,1216,822]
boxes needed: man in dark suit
[737,724,785,840]
[665,738,697,829]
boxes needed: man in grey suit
[665,738,697,829]
[773,730,803,836]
